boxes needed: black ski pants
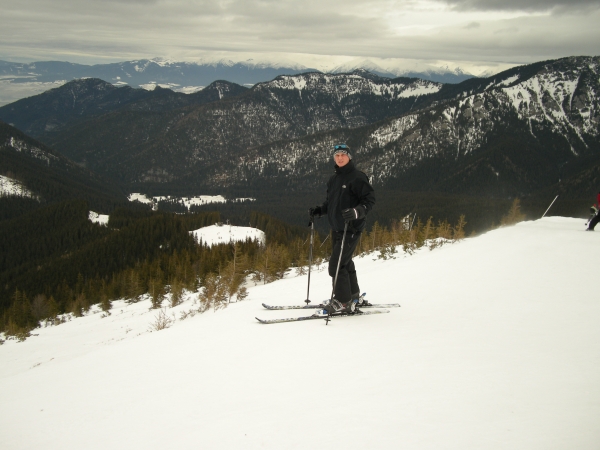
[589,212,600,230]
[328,230,361,303]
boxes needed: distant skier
[309,144,375,313]
[586,191,600,231]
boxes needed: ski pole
[327,221,349,325]
[305,213,315,305]
[541,195,559,218]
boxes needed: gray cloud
[440,0,600,13]
[0,0,598,68]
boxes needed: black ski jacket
[320,160,375,233]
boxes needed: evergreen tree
[3,289,36,337]
[126,269,144,303]
[170,278,184,307]
[500,199,526,226]
[198,273,228,312]
[100,293,112,314]
[149,278,166,309]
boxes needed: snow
[128,193,251,211]
[369,115,419,147]
[179,195,227,209]
[140,82,183,91]
[88,211,109,226]
[0,174,38,199]
[497,74,519,87]
[190,223,265,247]
[7,136,57,164]
[396,80,441,97]
[263,73,441,99]
[1,217,599,449]
[128,192,154,204]
[173,85,204,94]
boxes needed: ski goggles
[333,144,352,160]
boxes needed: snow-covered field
[191,223,265,247]
[1,217,599,449]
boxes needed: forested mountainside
[0,203,321,336]
[0,121,126,219]
[0,78,248,137]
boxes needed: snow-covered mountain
[257,71,442,100]
[1,216,598,449]
[331,58,476,83]
[235,56,600,197]
[0,56,477,106]
[2,56,598,201]
[0,57,314,106]
[23,70,441,187]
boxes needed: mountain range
[1,55,599,230]
[0,57,476,107]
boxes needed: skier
[586,191,600,231]
[309,143,375,314]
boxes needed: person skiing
[309,143,375,314]
[586,191,600,231]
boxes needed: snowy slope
[1,217,599,449]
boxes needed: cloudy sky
[1,0,599,74]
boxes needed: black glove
[341,205,366,221]
[309,206,322,217]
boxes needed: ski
[262,302,400,310]
[255,309,390,324]
[262,292,400,310]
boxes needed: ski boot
[353,292,372,307]
[323,298,353,314]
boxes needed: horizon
[0,53,523,78]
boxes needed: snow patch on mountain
[128,193,254,211]
[499,65,599,146]
[190,223,265,248]
[397,79,442,97]
[4,136,59,166]
[261,72,441,100]
[497,74,520,87]
[0,174,38,199]
[88,211,109,226]
[369,115,420,147]
[140,82,181,91]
